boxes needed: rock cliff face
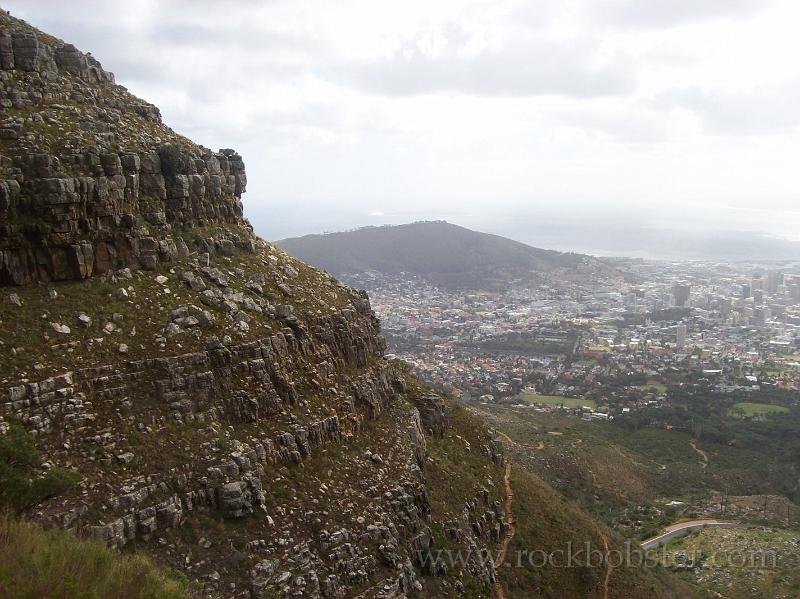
[0,11,250,285]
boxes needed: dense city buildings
[344,260,800,418]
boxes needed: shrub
[0,425,79,513]
[158,144,183,179]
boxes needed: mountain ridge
[277,221,616,290]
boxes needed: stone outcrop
[0,146,249,283]
[0,12,252,284]
[0,28,114,83]
[411,390,449,438]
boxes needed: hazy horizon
[273,216,800,262]
[8,0,800,260]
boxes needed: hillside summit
[278,221,610,290]
[0,12,690,599]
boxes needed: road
[641,519,739,550]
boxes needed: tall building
[766,271,783,294]
[676,323,687,350]
[673,283,691,307]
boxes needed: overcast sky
[7,0,800,257]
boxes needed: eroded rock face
[0,15,252,285]
[0,146,249,284]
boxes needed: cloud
[147,21,316,56]
[334,36,636,98]
[553,104,672,143]
[592,0,770,29]
[655,83,800,135]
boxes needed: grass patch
[0,513,192,599]
[730,402,789,418]
[426,400,504,520]
[518,394,596,410]
[639,384,668,394]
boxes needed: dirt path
[493,461,516,599]
[689,439,708,469]
[495,430,541,452]
[496,430,515,446]
[591,520,613,599]
[492,431,610,598]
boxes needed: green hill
[277,221,614,290]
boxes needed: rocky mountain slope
[0,12,690,599]
[277,221,618,291]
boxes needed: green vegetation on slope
[0,240,349,380]
[471,404,800,543]
[0,425,79,514]
[0,513,191,599]
[660,526,800,598]
[502,453,694,599]
[392,370,694,598]
[0,427,186,597]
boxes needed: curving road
[641,519,739,550]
